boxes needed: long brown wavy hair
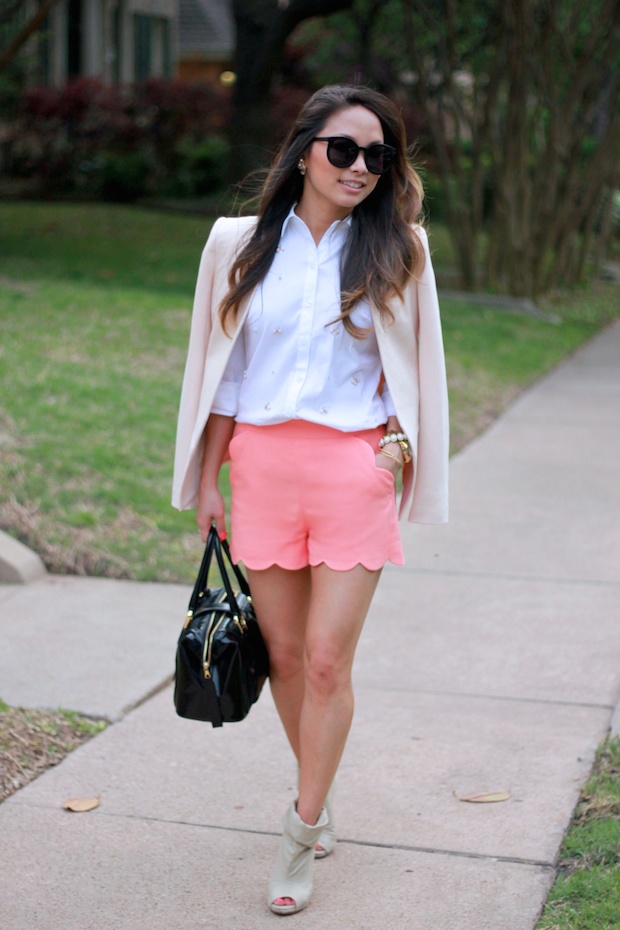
[220,84,425,338]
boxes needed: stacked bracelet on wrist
[379,431,412,464]
[379,449,403,467]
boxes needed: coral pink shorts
[228,420,403,572]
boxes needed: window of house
[67,0,83,77]
[38,16,51,86]
[133,13,151,81]
[111,4,121,83]
[162,18,172,79]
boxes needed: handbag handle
[188,526,250,616]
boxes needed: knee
[267,640,304,683]
[304,642,350,698]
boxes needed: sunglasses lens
[366,144,394,175]
[327,139,359,168]
[322,138,396,174]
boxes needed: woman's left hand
[375,442,403,476]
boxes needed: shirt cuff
[211,381,240,418]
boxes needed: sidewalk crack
[62,806,557,871]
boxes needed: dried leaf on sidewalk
[63,796,100,812]
[456,790,512,803]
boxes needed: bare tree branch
[403,0,620,295]
[0,0,62,73]
[0,0,24,28]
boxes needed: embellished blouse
[211,206,395,431]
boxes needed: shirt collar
[280,204,353,240]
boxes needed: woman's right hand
[196,485,227,542]
[195,414,236,542]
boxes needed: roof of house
[178,0,235,57]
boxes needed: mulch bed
[0,704,107,803]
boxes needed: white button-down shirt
[211,207,395,431]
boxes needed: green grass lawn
[1,201,618,583]
[537,737,620,930]
[0,203,213,580]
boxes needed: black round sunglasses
[312,136,396,175]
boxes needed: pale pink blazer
[172,216,449,524]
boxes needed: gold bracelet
[379,449,403,468]
[379,430,412,464]
[397,439,412,464]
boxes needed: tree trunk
[230,0,354,183]
[485,0,533,295]
[353,0,383,85]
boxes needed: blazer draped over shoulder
[172,215,449,524]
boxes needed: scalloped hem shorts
[228,420,404,572]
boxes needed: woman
[173,84,449,915]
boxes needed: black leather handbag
[174,526,269,727]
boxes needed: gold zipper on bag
[233,613,248,634]
[202,615,224,679]
[192,589,246,678]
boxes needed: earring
[297,158,306,176]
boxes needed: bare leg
[246,564,311,760]
[247,562,379,790]
[254,561,381,912]
[296,563,381,826]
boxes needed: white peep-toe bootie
[268,802,328,916]
[296,766,337,859]
[315,779,336,859]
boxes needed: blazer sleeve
[171,218,223,510]
[409,227,449,523]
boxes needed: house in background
[177,0,234,84]
[12,0,178,86]
[5,0,236,88]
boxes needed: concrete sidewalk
[1,322,619,930]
